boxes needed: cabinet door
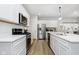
[59,43,69,55]
[0,5,16,22]
[12,36,26,55]
[50,35,59,55]
[54,39,60,55]
[18,5,30,26]
[0,43,12,55]
[18,48,26,55]
[50,35,54,50]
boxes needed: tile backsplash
[58,24,79,33]
[0,21,24,37]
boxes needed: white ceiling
[23,4,79,18]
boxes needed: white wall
[38,19,58,27]
[60,18,78,22]
[29,16,38,39]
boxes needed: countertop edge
[0,35,26,43]
[49,32,79,43]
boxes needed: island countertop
[49,32,79,43]
[0,35,26,42]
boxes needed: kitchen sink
[56,33,75,36]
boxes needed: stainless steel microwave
[19,13,27,26]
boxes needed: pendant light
[58,6,62,20]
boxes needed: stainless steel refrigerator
[37,24,46,40]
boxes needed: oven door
[26,35,31,53]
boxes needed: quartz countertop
[0,35,26,42]
[49,32,79,43]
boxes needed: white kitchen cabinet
[50,33,79,55]
[50,34,70,55]
[50,35,53,49]
[0,5,18,23]
[50,35,59,55]
[0,4,30,25]
[53,40,59,54]
[58,42,69,55]
[18,5,30,26]
[0,36,26,55]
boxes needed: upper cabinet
[17,5,30,26]
[0,4,30,26]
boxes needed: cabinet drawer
[18,48,26,55]
[12,37,26,54]
[59,42,70,55]
[55,36,70,48]
[12,37,26,47]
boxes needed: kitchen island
[49,32,79,55]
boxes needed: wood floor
[27,39,54,55]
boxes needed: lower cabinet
[58,42,69,55]
[50,34,70,55]
[18,48,26,55]
[50,34,79,55]
[0,36,26,55]
[53,39,59,55]
[50,35,60,55]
